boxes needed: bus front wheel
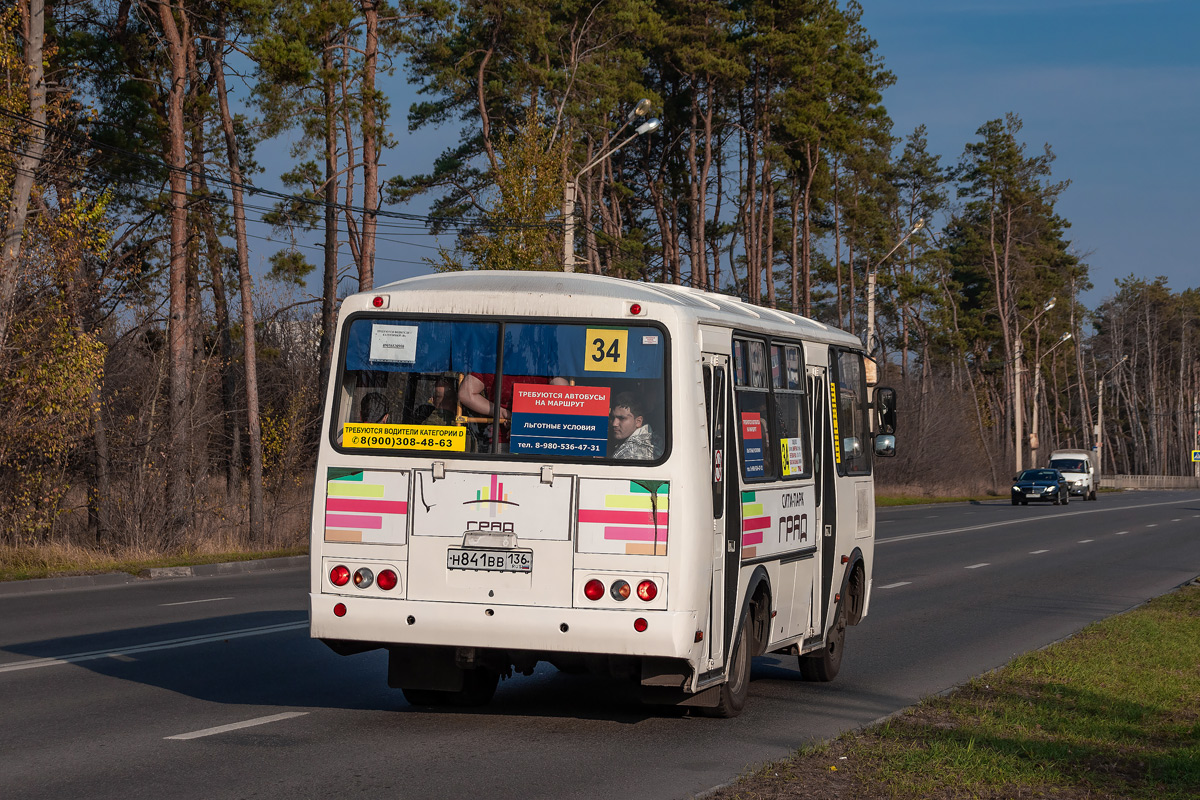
[704,622,751,718]
[800,601,846,682]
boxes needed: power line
[0,107,564,232]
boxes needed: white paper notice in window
[370,325,418,363]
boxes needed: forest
[2,0,1198,553]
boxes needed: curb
[0,555,308,597]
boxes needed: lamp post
[1094,354,1128,472]
[563,100,660,273]
[864,218,924,355]
[1013,296,1057,474]
[1029,331,1073,455]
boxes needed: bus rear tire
[704,622,751,718]
[401,668,499,708]
[800,601,846,682]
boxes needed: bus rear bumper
[309,593,701,661]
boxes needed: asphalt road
[2,490,1197,800]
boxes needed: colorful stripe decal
[741,491,762,555]
[604,526,663,541]
[604,495,670,511]
[578,509,668,525]
[325,513,383,530]
[324,468,407,544]
[326,498,408,514]
[327,482,386,498]
[576,480,669,555]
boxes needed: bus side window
[733,338,774,480]
[834,350,871,476]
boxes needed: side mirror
[874,433,896,458]
[872,386,897,434]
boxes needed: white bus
[310,272,897,717]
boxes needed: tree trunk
[317,40,339,399]
[212,30,266,541]
[0,0,47,349]
[359,0,379,290]
[157,0,194,535]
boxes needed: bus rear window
[333,317,668,462]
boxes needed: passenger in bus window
[610,392,660,460]
[359,392,390,424]
[413,375,457,426]
[336,391,389,445]
[458,373,567,423]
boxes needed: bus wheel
[705,622,751,718]
[800,601,846,682]
[401,669,499,708]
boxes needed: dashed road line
[1147,524,1158,528]
[878,497,1197,546]
[0,621,307,674]
[965,563,990,569]
[160,597,234,607]
[165,712,308,741]
[1079,539,1094,543]
[1115,531,1129,535]
[1030,549,1049,554]
[878,581,911,589]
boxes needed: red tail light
[637,580,658,601]
[334,603,347,617]
[584,579,605,601]
[633,618,648,632]
[377,569,398,591]
[330,565,350,586]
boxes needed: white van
[1048,449,1097,501]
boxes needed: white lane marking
[1030,549,1049,554]
[1079,539,1094,543]
[166,712,308,741]
[878,497,1198,546]
[159,597,234,607]
[1171,518,1181,522]
[878,582,911,589]
[0,621,307,674]
[1115,531,1129,535]
[965,563,990,569]
[1147,524,1158,528]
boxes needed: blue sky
[861,0,1200,305]
[255,0,1199,307]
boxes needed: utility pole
[562,100,658,273]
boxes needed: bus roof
[363,271,863,350]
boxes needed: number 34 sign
[584,328,629,373]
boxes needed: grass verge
[707,582,1200,800]
[0,544,308,582]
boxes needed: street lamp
[1029,331,1073,454]
[1093,354,1128,473]
[864,218,924,355]
[1013,296,1057,474]
[562,100,660,273]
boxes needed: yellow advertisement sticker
[584,328,629,373]
[343,423,467,451]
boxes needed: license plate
[447,548,533,573]
[1025,493,1039,498]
